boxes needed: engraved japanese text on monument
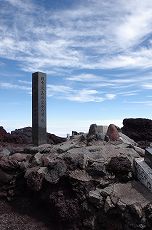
[32,72,47,146]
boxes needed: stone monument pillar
[32,72,47,146]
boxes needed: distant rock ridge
[0,126,66,145]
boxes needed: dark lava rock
[0,126,7,141]
[47,133,66,145]
[122,118,152,142]
[1,126,66,145]
[107,156,132,182]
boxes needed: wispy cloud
[0,82,31,91]
[142,83,152,89]
[0,0,152,105]
[1,0,152,72]
[47,84,116,103]
[127,100,152,106]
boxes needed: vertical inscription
[32,72,47,146]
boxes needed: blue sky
[0,0,152,136]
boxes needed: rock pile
[0,124,151,229]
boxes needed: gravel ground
[0,197,58,230]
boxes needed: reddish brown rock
[106,124,120,141]
[9,153,28,162]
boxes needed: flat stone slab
[90,181,152,208]
[134,158,152,192]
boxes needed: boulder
[106,156,132,181]
[44,159,67,184]
[9,153,28,162]
[106,124,120,141]
[122,118,152,142]
[0,148,11,157]
[24,166,45,191]
[86,161,106,177]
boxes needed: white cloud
[66,74,103,82]
[105,94,116,100]
[0,82,31,91]
[0,0,152,106]
[0,0,152,72]
[127,100,152,106]
[142,83,152,89]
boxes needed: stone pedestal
[32,72,47,146]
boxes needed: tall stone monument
[32,72,47,146]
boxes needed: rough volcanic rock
[106,156,132,182]
[1,126,66,145]
[0,126,7,141]
[10,127,32,144]
[106,124,120,141]
[122,118,152,143]
[0,129,151,229]
[47,133,66,144]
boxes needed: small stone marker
[134,147,152,193]
[32,72,47,146]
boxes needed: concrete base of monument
[134,158,152,193]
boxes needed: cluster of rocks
[0,123,151,229]
[0,126,66,145]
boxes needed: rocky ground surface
[0,124,152,230]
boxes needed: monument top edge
[32,71,46,75]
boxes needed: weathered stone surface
[134,158,152,192]
[119,132,137,146]
[145,147,152,169]
[86,161,106,177]
[133,146,145,157]
[107,157,132,176]
[0,126,7,141]
[106,124,120,141]
[32,152,43,166]
[122,118,152,143]
[0,157,20,171]
[88,124,98,136]
[0,127,152,229]
[24,166,45,191]
[61,148,87,170]
[44,159,67,184]
[0,168,14,184]
[0,148,11,157]
[24,144,53,154]
[9,153,27,162]
[88,189,104,208]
